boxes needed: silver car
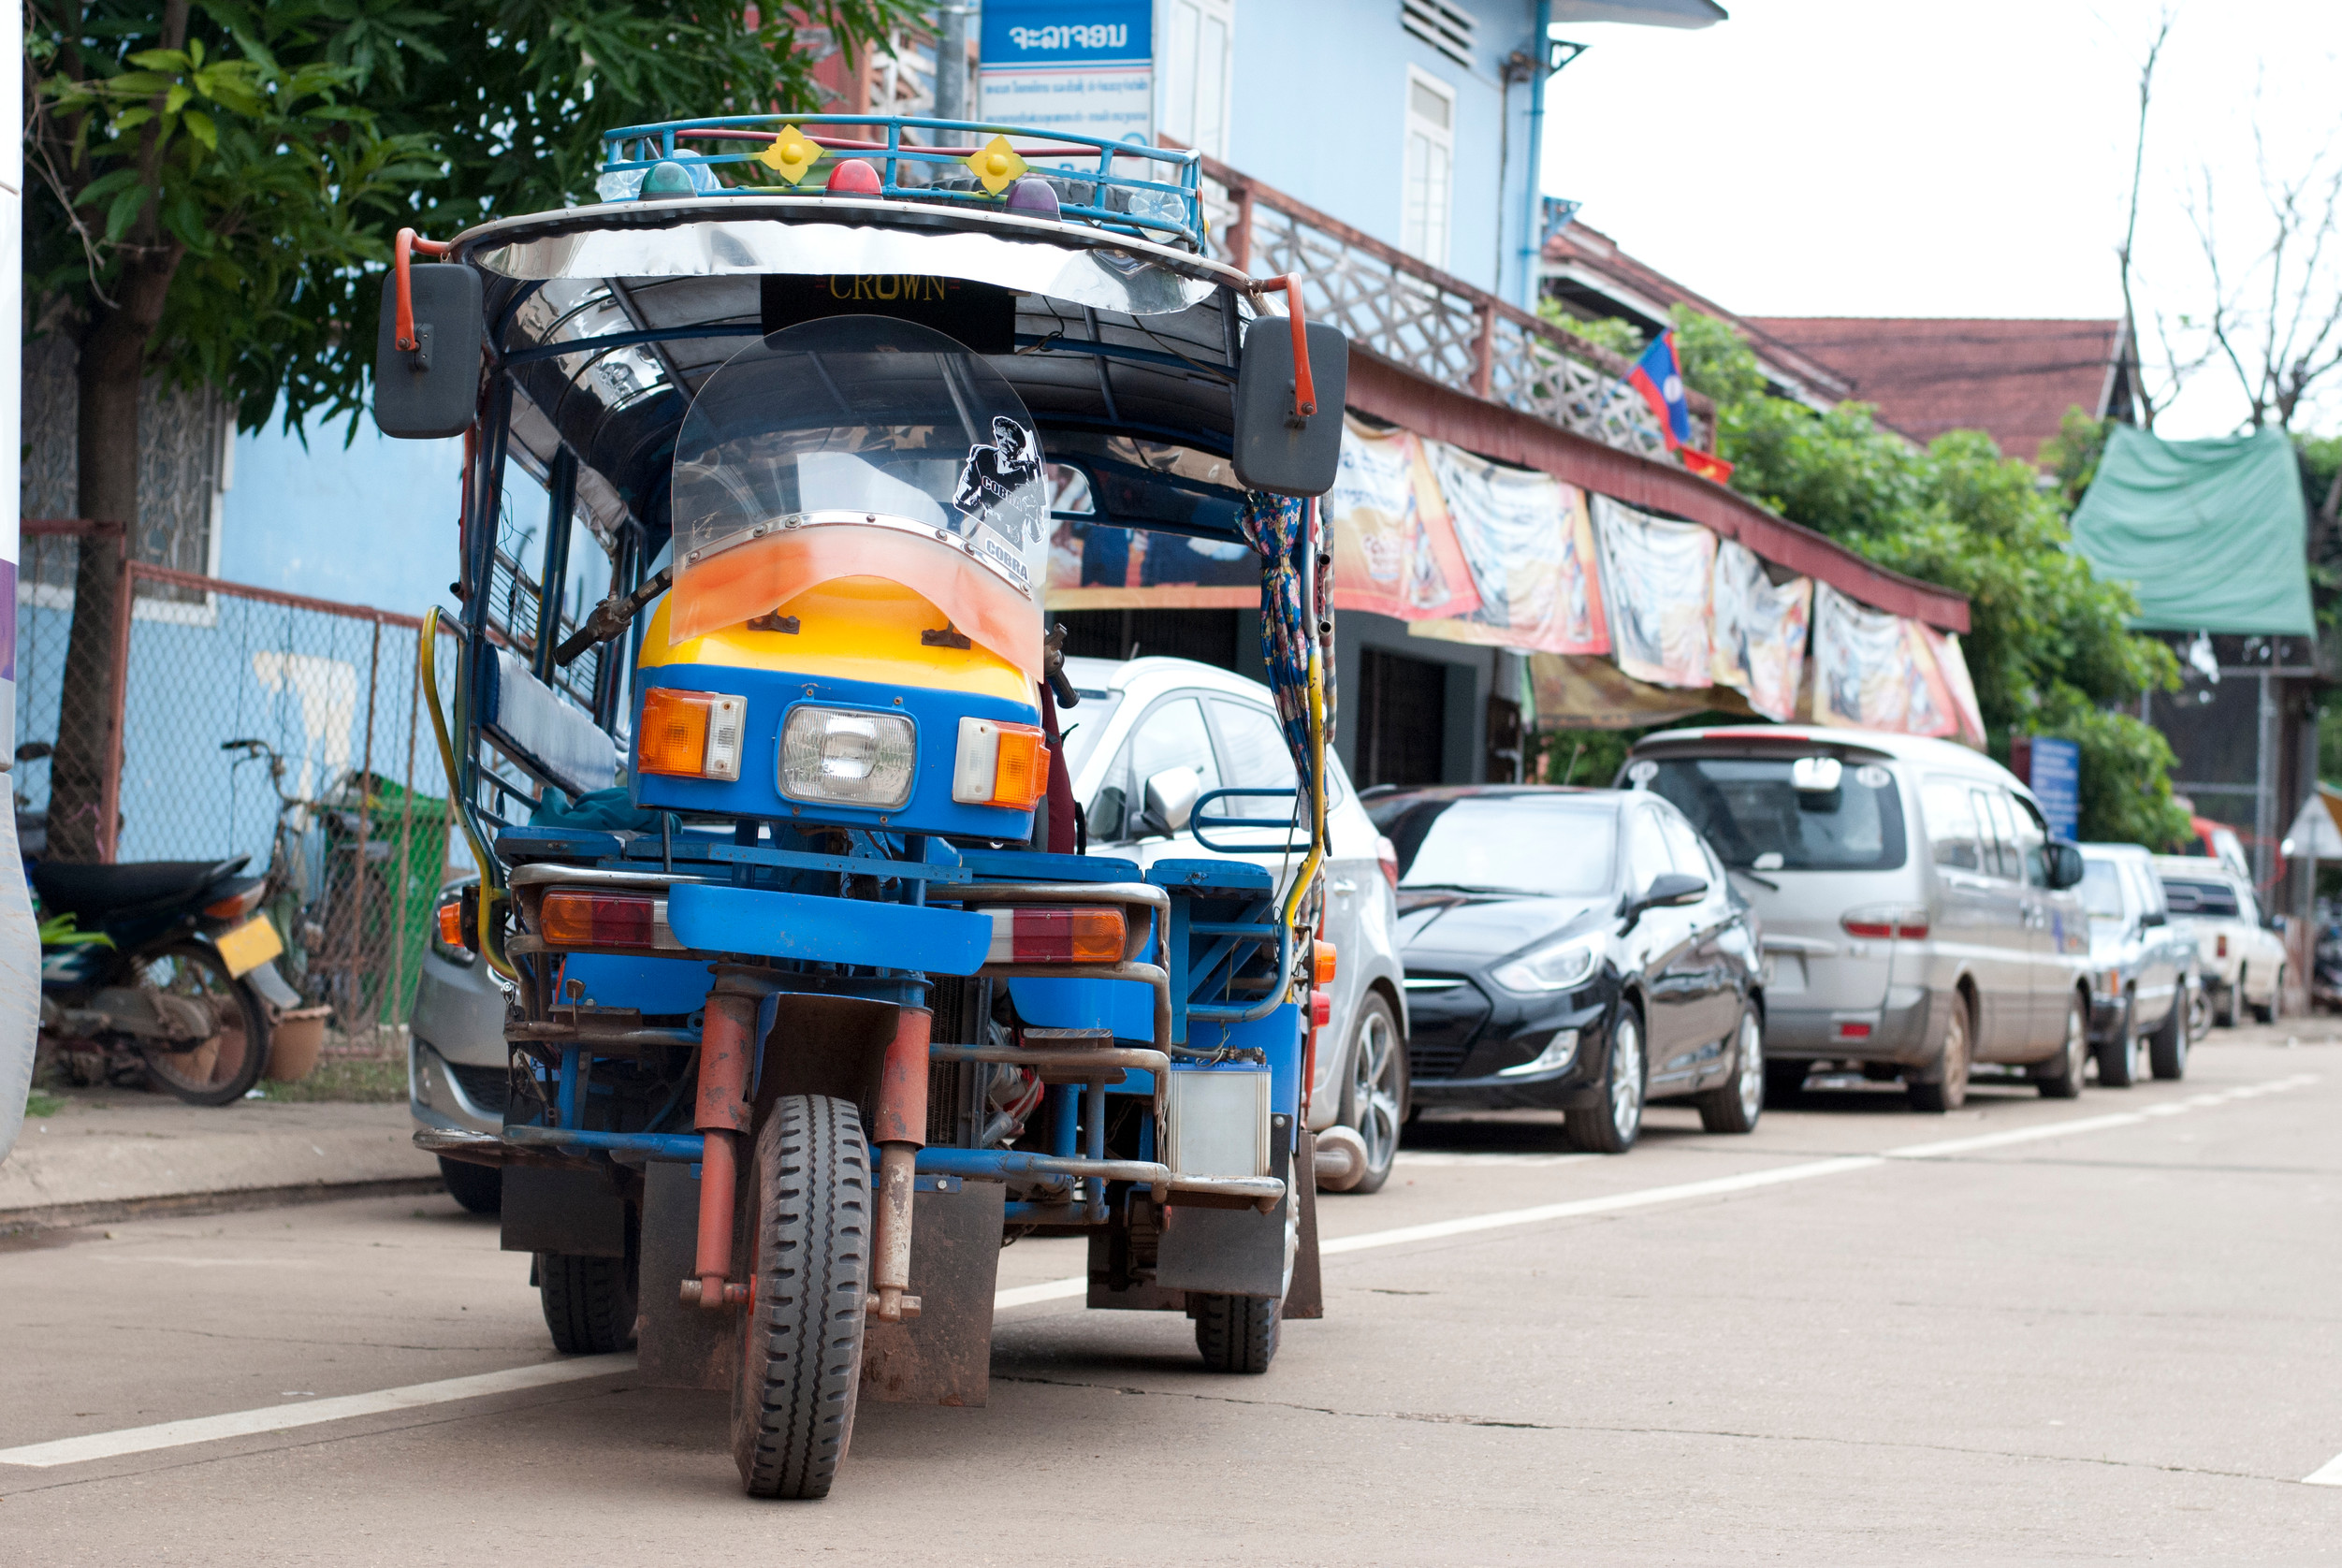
[1627,726,2090,1112]
[2078,844,2192,1083]
[1059,657,1410,1193]
[408,874,507,1213]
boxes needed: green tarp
[2070,425,2313,635]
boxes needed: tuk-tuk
[376,114,1348,1499]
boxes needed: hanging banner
[1411,442,1608,654]
[1327,419,1481,622]
[1529,652,1753,731]
[979,1,1155,144]
[1591,495,1713,688]
[1915,622,1987,747]
[1811,583,1959,737]
[1709,539,1812,723]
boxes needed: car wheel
[2252,966,2282,1024]
[438,1154,503,1214]
[2149,987,2189,1080]
[1908,992,1971,1113]
[2218,970,2241,1027]
[2098,991,2144,1087]
[1565,1004,1645,1154]
[1696,1003,1764,1134]
[2037,992,2087,1099]
[1334,993,1406,1195]
[2186,981,2212,1044]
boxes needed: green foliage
[1677,309,2189,847]
[27,0,919,435]
[2039,406,2114,512]
[1533,298,1644,358]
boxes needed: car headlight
[1491,935,1601,995]
[780,705,916,808]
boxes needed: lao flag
[1626,330,1693,451]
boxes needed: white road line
[1884,1112,2146,1160]
[2305,1452,2342,1487]
[0,1354,636,1470]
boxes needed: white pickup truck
[2152,856,2287,1025]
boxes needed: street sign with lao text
[979,0,1153,145]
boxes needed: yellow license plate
[216,913,285,979]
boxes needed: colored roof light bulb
[639,160,697,199]
[1004,177,1059,220]
[825,157,880,195]
[964,135,1027,196]
[754,123,819,185]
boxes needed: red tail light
[1843,907,1927,940]
[1835,1021,1873,1039]
[1311,991,1333,1029]
[1377,835,1400,893]
[204,884,264,922]
[2217,935,2229,959]
[539,890,670,951]
[985,907,1127,965]
[1840,919,1893,939]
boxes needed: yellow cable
[1282,645,1329,994]
[419,609,518,980]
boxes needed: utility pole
[935,4,975,144]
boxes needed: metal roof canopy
[1549,0,1728,27]
[2070,425,2314,637]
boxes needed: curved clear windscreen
[667,316,1051,665]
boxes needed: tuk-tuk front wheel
[1194,1293,1280,1373]
[733,1094,870,1500]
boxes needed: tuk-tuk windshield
[667,316,1052,671]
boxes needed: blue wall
[220,419,466,621]
[1225,0,1540,303]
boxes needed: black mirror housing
[1231,317,1348,497]
[373,265,485,439]
[1636,872,1708,913]
[2045,842,2086,891]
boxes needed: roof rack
[597,114,1207,252]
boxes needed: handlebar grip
[1046,662,1078,709]
[554,626,599,667]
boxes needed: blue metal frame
[596,114,1206,251]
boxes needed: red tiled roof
[1741,317,2129,463]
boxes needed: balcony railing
[1195,155,1711,462]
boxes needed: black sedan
[1362,786,1767,1153]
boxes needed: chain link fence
[18,524,464,1055]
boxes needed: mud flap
[636,1159,736,1391]
[1155,1123,1294,1299]
[860,1179,1006,1407]
[502,1165,625,1256]
[1282,1130,1323,1320]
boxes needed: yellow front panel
[637,576,1033,706]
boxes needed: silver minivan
[1626,726,2090,1111]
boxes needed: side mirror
[1231,317,1349,497]
[1633,872,1708,914]
[2044,842,2085,890]
[373,264,485,439]
[1140,766,1201,837]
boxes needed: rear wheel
[1335,994,1407,1195]
[733,1095,870,1501]
[2098,992,2144,1087]
[2148,989,2188,1080]
[2216,972,2241,1028]
[1696,1004,1764,1134]
[1194,1293,1281,1373]
[2252,967,2283,1024]
[1565,1005,1645,1154]
[438,1155,503,1215]
[138,941,270,1106]
[2036,993,2087,1099]
[539,1222,639,1356]
[1908,993,1971,1113]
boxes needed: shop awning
[2070,426,2313,636]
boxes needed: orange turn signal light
[637,688,745,780]
[204,884,264,922]
[987,906,1126,965]
[437,900,467,951]
[1312,939,1338,986]
[953,718,1048,811]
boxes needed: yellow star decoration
[753,124,819,185]
[964,135,1028,196]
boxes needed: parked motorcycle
[32,855,293,1105]
[2312,924,2342,1013]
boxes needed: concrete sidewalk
[0,1090,439,1230]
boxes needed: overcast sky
[1542,2,2342,438]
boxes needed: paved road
[3,1026,2338,1564]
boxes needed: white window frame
[1156,0,1235,160]
[1401,65,1456,270]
